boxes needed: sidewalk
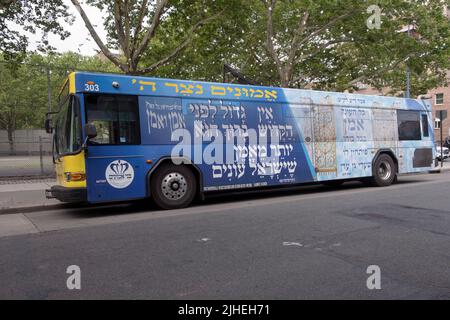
[0,179,63,214]
[435,159,450,172]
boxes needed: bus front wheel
[150,164,197,210]
[366,154,397,187]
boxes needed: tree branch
[133,0,149,41]
[130,0,149,68]
[297,10,356,48]
[347,54,414,86]
[135,11,224,74]
[285,11,309,82]
[70,0,126,72]
[113,0,127,58]
[132,0,168,63]
[297,38,356,63]
[264,0,285,84]
[124,0,131,59]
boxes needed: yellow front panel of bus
[55,151,87,188]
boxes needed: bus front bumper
[46,186,87,203]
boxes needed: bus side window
[397,110,421,141]
[85,94,140,145]
[421,114,429,138]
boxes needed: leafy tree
[151,0,449,97]
[139,0,251,82]
[239,0,450,95]
[0,52,116,153]
[70,0,236,75]
[0,0,72,57]
[2,0,449,104]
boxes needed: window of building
[421,114,429,137]
[397,110,421,141]
[435,93,444,105]
[434,118,441,130]
[85,94,140,145]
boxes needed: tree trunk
[7,125,14,156]
[278,68,291,88]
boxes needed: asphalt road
[0,172,450,299]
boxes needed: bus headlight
[65,172,86,182]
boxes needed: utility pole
[439,110,444,168]
[405,23,411,99]
[46,66,52,112]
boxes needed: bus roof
[69,71,431,111]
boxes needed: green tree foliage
[148,0,449,97]
[0,0,72,58]
[144,0,255,82]
[71,0,239,74]
[1,0,449,102]
[0,52,116,136]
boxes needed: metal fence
[0,60,115,180]
[0,130,54,178]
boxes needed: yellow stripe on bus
[69,72,76,94]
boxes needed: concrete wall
[0,130,52,155]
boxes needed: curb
[0,175,55,182]
[0,203,75,215]
[1,168,448,215]
[431,166,450,173]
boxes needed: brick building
[428,71,450,143]
[354,5,450,143]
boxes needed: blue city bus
[45,72,436,209]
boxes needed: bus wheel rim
[378,161,392,180]
[161,172,187,201]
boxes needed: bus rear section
[46,72,435,209]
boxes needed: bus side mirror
[45,118,53,134]
[85,123,97,140]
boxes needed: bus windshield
[55,95,82,157]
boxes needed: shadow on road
[63,177,426,219]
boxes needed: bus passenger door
[84,94,146,203]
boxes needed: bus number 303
[85,83,99,92]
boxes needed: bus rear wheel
[150,164,197,210]
[367,154,397,187]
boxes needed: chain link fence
[0,130,54,179]
[0,60,66,180]
[0,58,117,181]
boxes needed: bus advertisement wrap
[46,72,435,209]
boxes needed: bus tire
[367,154,397,187]
[150,164,197,210]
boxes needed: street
[0,172,449,299]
